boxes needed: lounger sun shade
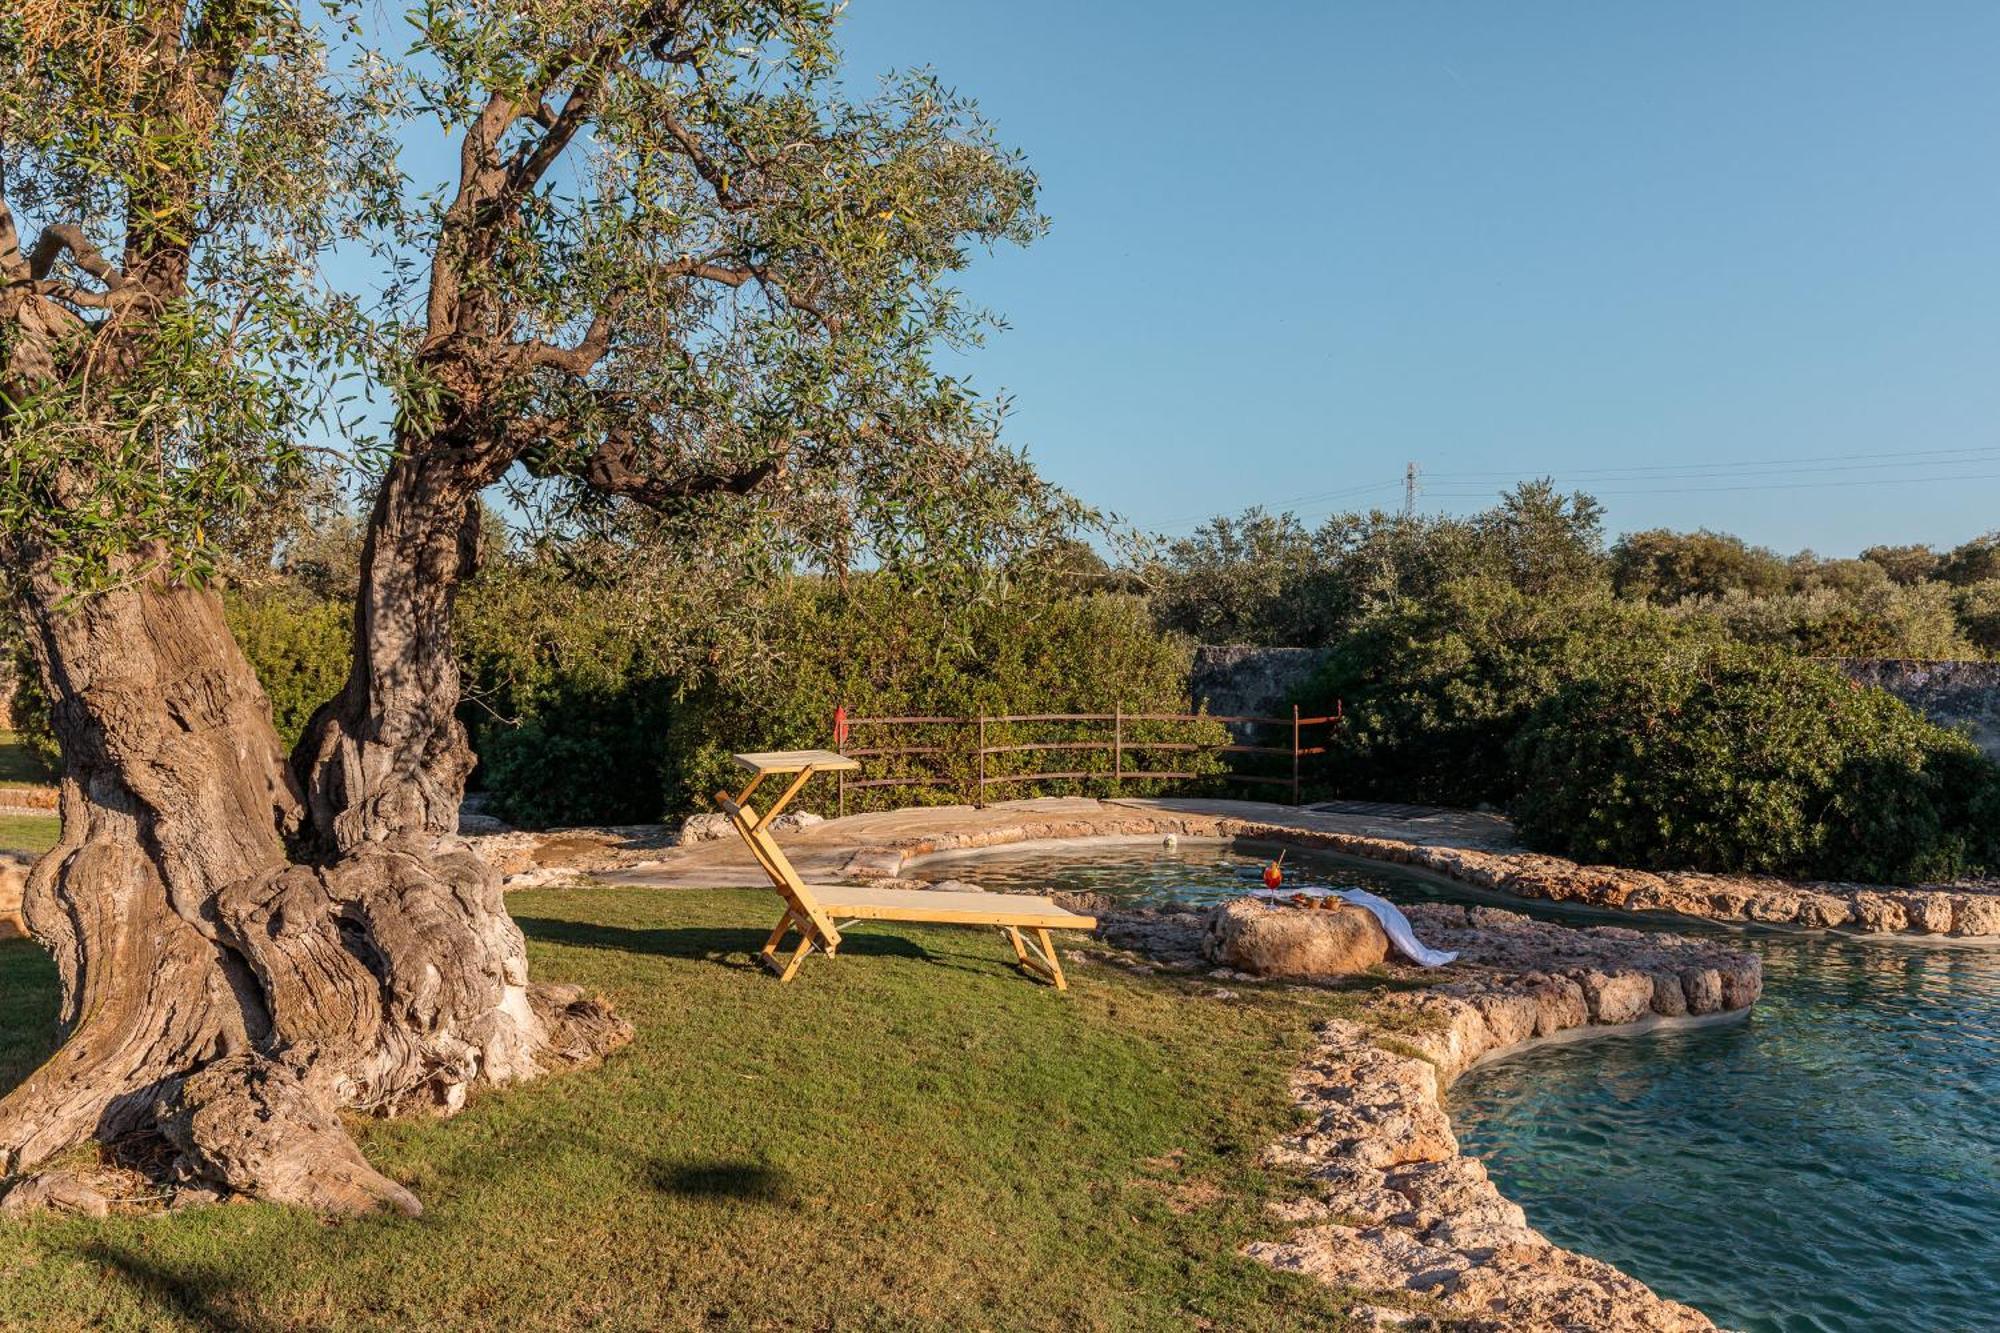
[715,750,1097,989]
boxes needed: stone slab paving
[598,795,1515,889]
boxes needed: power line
[1424,468,2000,498]
[1427,443,2000,482]
[1136,446,2000,536]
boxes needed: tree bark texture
[0,499,629,1214]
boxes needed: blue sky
[830,1,2000,552]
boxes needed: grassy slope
[0,731,59,855]
[0,886,1383,1332]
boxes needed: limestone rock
[1576,968,1655,1025]
[839,848,906,880]
[1893,892,1955,934]
[770,809,825,833]
[677,812,734,844]
[1950,892,2000,937]
[1050,889,1118,918]
[1203,898,1389,979]
[1095,907,1207,964]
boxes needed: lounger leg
[761,910,798,958]
[1034,928,1068,991]
[1004,926,1070,991]
[760,911,811,981]
[775,933,816,984]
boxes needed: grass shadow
[513,916,1007,981]
[76,1243,281,1333]
[646,1157,800,1207]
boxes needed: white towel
[1249,886,1459,968]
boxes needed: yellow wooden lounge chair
[716,750,1097,989]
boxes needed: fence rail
[832,705,1341,814]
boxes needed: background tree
[0,0,1061,1213]
[1146,481,1605,649]
[1608,527,1791,604]
[1937,531,2000,586]
[1859,542,1940,586]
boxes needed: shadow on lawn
[647,1157,800,1207]
[78,1242,282,1333]
[513,916,1002,980]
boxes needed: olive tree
[0,0,1054,1213]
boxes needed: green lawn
[0,730,58,855]
[0,731,54,786]
[0,886,1389,1331]
[0,815,59,856]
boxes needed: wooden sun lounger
[715,750,1097,989]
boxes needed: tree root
[156,1055,424,1217]
[529,983,635,1070]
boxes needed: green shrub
[1610,528,1792,603]
[453,567,676,827]
[1510,642,2000,882]
[1301,578,1701,808]
[478,679,677,827]
[1955,581,2000,655]
[1149,482,1608,648]
[664,579,1222,818]
[5,634,60,773]
[223,589,352,748]
[1678,577,1975,660]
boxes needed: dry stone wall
[1829,657,2000,761]
[1189,644,1327,717]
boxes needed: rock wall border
[887,811,2000,941]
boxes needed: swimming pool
[942,838,2000,1333]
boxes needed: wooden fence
[833,705,1341,814]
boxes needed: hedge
[1510,641,2000,883]
[660,579,1227,819]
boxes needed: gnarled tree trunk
[0,473,629,1214]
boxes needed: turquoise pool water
[947,840,2000,1333]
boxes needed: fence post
[1113,704,1123,796]
[976,713,986,809]
[1292,704,1302,806]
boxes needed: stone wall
[1189,644,1327,717]
[1831,658,2000,760]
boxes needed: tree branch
[28,225,127,291]
[512,400,783,508]
[520,254,769,377]
[524,311,617,376]
[581,447,780,506]
[657,110,762,214]
[495,77,605,207]
[427,0,693,342]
